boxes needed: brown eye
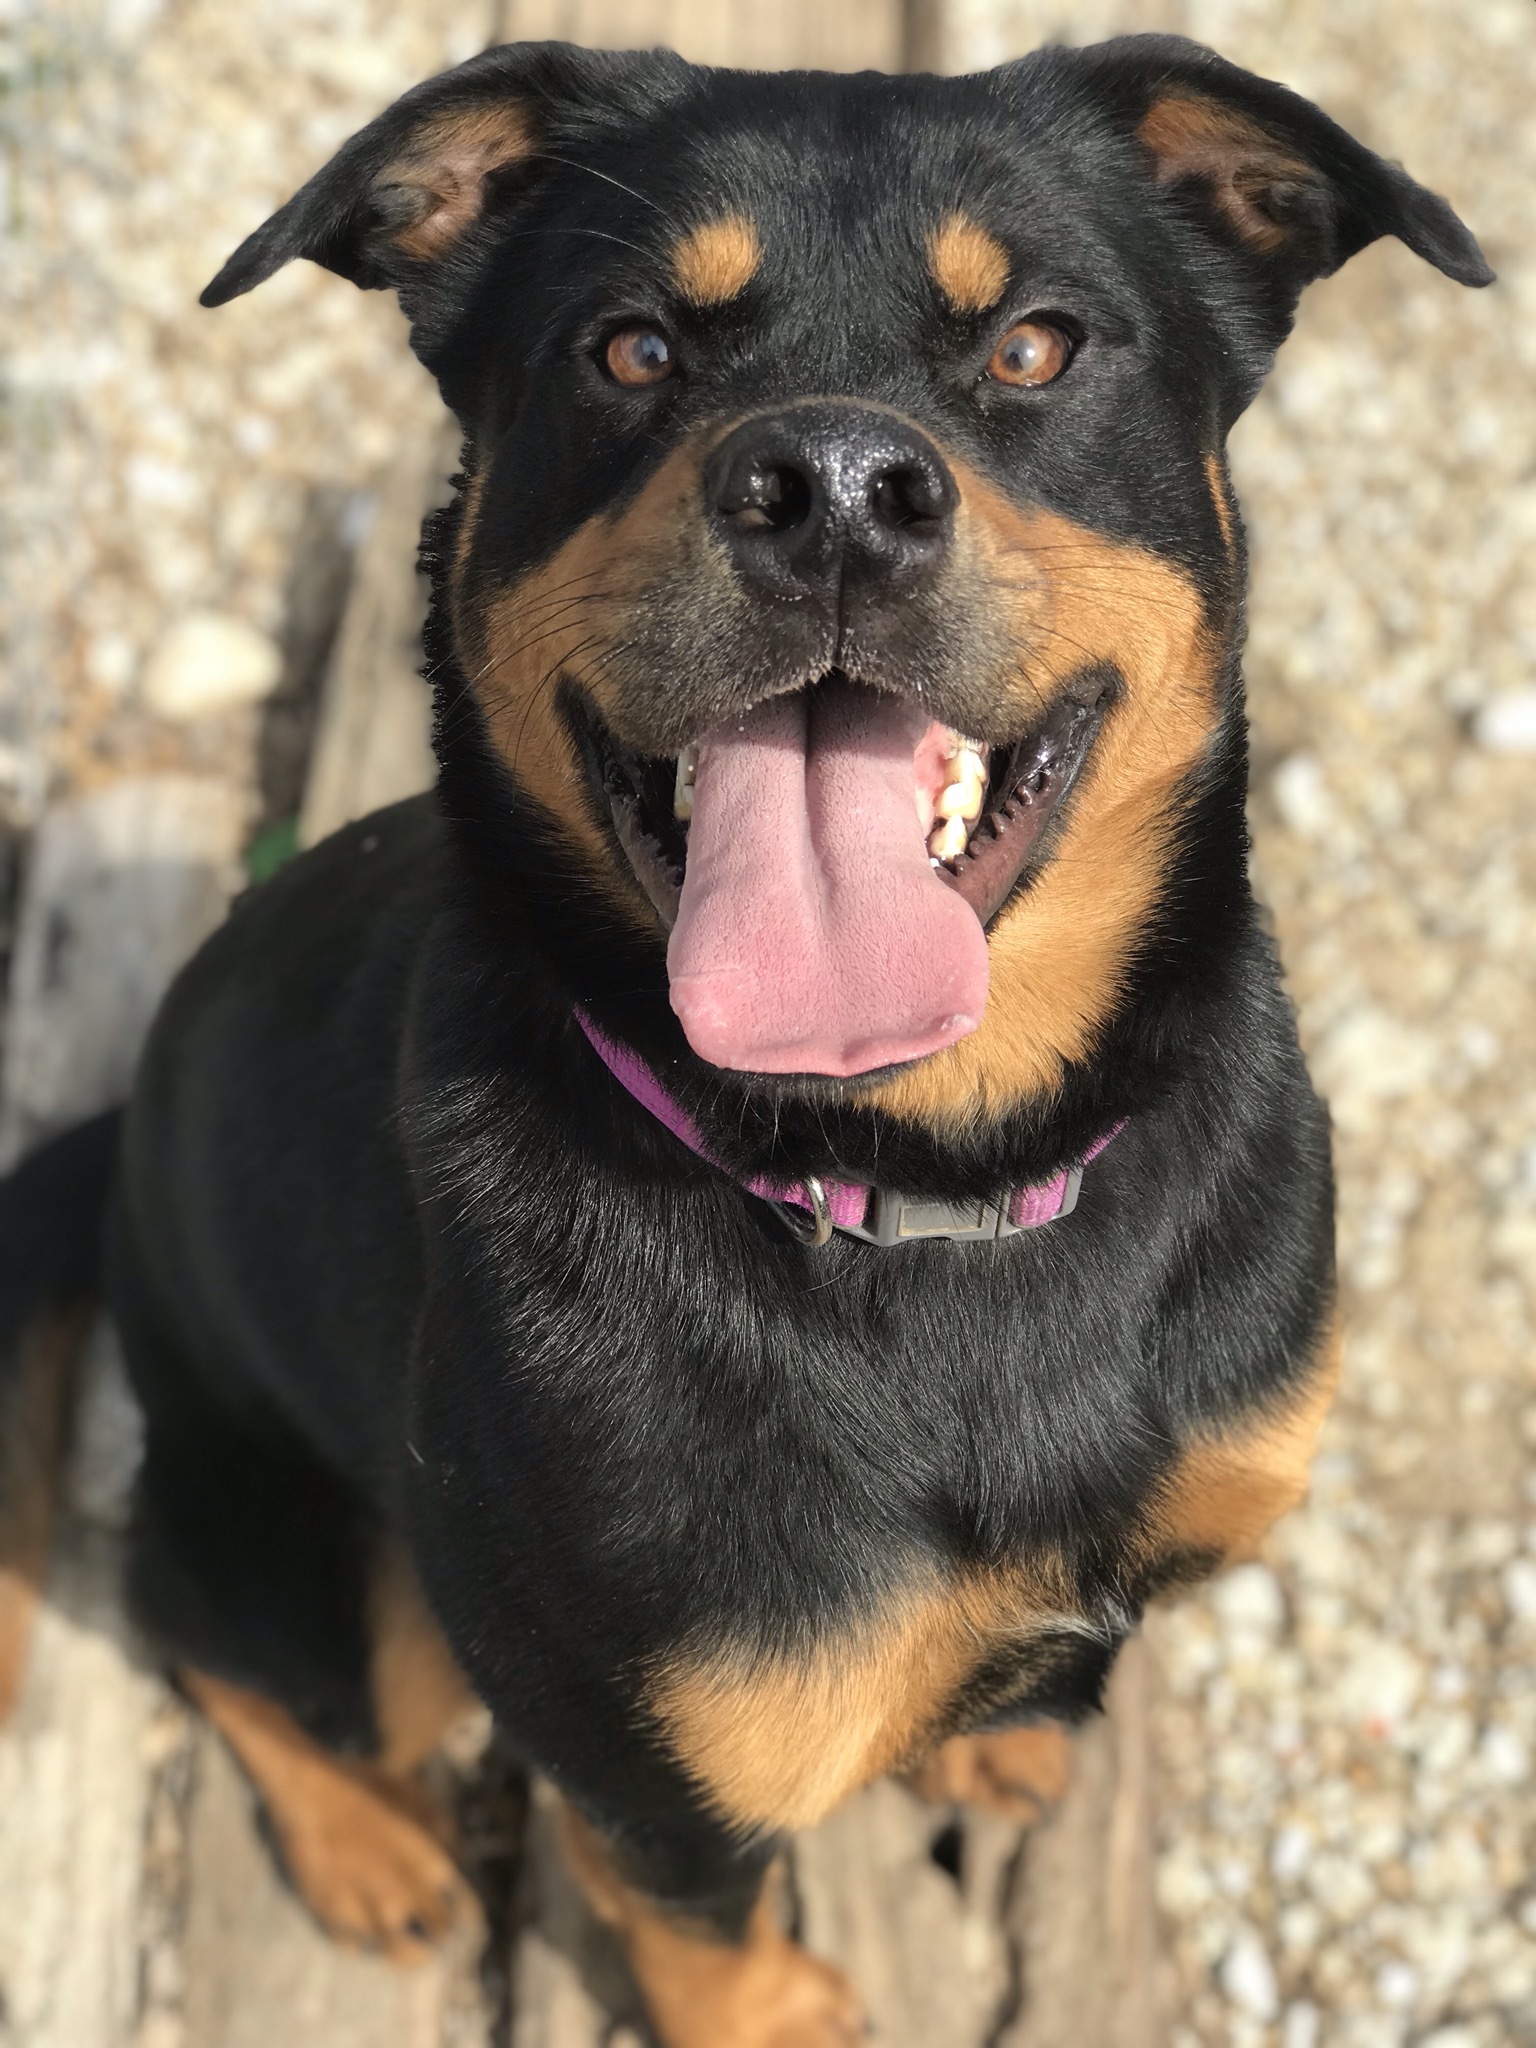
[986,319,1072,388]
[605,325,674,388]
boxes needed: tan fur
[557,1800,863,2048]
[0,1311,87,1726]
[384,104,536,263]
[1206,448,1239,562]
[1138,95,1314,256]
[646,1560,1080,1834]
[927,213,1011,312]
[184,1667,478,1962]
[859,461,1222,1130]
[1144,1319,1342,1570]
[909,1720,1074,1823]
[369,1543,477,1775]
[671,215,763,306]
[462,428,721,931]
[452,462,488,602]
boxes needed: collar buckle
[839,1165,1085,1246]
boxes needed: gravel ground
[5,3,1535,2045]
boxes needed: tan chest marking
[1142,1319,1342,1575]
[646,1562,1078,1834]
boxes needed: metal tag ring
[776,1175,834,1248]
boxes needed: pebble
[1220,1929,1280,2023]
[1281,2003,1320,2048]
[1271,752,1338,838]
[1473,690,1536,754]
[139,611,282,721]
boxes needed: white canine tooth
[673,743,699,822]
[928,815,970,862]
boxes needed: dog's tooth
[935,774,985,822]
[928,815,970,862]
[673,743,699,822]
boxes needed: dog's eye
[986,320,1072,388]
[605,326,674,388]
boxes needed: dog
[0,33,1489,2047]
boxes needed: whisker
[526,150,669,217]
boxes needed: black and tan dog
[0,34,1489,2046]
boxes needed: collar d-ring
[775,1174,833,1247]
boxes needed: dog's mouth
[589,673,1109,1078]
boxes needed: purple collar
[575,1009,1121,1248]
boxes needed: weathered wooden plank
[793,1777,1021,2047]
[509,1779,642,2048]
[298,422,453,849]
[0,775,249,1169]
[0,1512,163,2048]
[0,777,250,2048]
[1003,1638,1162,2048]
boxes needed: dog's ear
[201,42,685,309]
[1067,35,1492,297]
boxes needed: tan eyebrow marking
[670,215,762,307]
[927,213,1011,313]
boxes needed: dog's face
[210,37,1487,1123]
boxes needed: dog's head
[208,36,1487,1130]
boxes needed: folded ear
[1072,34,1492,296]
[201,41,685,309]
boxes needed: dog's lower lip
[933,690,1110,927]
[596,680,1109,940]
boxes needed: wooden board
[298,422,453,848]
[1005,1639,1162,2048]
[0,778,248,2048]
[0,775,249,1170]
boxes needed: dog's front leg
[554,1798,861,2048]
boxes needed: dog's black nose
[706,404,955,599]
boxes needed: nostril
[718,460,815,534]
[869,462,949,535]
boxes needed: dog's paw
[746,1945,865,2048]
[641,1931,864,2048]
[270,1763,480,1963]
[907,1720,1073,1824]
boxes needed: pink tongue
[667,682,989,1076]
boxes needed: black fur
[3,35,1489,1941]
